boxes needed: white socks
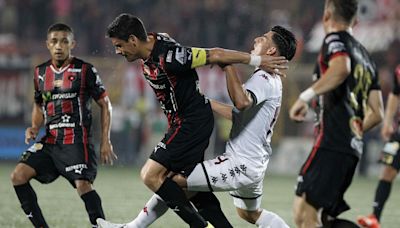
[255,209,289,228]
[126,194,169,228]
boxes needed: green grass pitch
[1,162,398,227]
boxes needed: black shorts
[150,113,214,174]
[295,148,358,217]
[19,142,98,188]
[379,133,400,171]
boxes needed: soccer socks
[81,190,105,226]
[255,209,289,228]
[14,183,49,228]
[373,180,392,221]
[126,194,168,228]
[190,192,233,228]
[156,177,207,228]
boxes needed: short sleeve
[164,45,207,74]
[322,34,349,62]
[244,70,279,105]
[85,64,107,101]
[33,67,43,104]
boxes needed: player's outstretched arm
[363,90,384,132]
[206,48,288,77]
[210,100,233,120]
[96,96,117,165]
[25,103,44,144]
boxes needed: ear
[323,9,331,23]
[266,47,277,56]
[128,34,139,47]
[70,40,76,50]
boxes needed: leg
[140,159,207,227]
[236,208,289,228]
[373,165,397,220]
[11,163,49,228]
[293,194,319,228]
[76,180,105,226]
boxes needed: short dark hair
[106,13,147,41]
[271,25,297,61]
[327,0,358,24]
[47,23,73,35]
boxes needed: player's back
[226,69,282,161]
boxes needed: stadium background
[0,0,399,227]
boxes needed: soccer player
[97,25,295,228]
[357,64,400,228]
[10,23,117,228]
[103,13,288,228]
[289,0,384,227]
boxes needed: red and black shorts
[19,142,98,188]
[150,113,214,174]
[295,148,359,217]
[380,133,400,171]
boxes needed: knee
[10,167,33,185]
[140,167,163,190]
[236,208,259,224]
[76,180,93,195]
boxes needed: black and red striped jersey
[141,33,211,126]
[33,57,107,144]
[312,31,380,158]
[391,64,400,95]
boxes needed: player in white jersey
[97,25,296,228]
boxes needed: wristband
[299,88,316,103]
[249,55,261,67]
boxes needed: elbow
[235,99,252,111]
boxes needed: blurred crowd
[0,0,399,167]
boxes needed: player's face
[46,31,75,63]
[110,37,139,62]
[251,32,275,55]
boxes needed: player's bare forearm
[206,48,250,65]
[97,96,112,144]
[363,90,384,132]
[223,65,253,110]
[210,99,233,120]
[311,56,350,95]
[32,103,44,129]
[383,93,399,126]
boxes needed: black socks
[156,177,207,228]
[14,183,49,228]
[191,192,232,228]
[81,190,105,226]
[373,180,392,221]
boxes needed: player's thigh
[51,143,98,187]
[16,143,60,184]
[229,178,264,211]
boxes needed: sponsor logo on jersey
[49,114,75,129]
[145,79,166,90]
[54,79,63,87]
[65,163,88,174]
[51,92,77,100]
[42,91,52,102]
[328,41,346,54]
[67,68,82,73]
[166,50,173,63]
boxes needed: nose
[115,48,122,55]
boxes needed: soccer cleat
[96,218,127,228]
[357,214,380,228]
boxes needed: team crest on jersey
[68,75,76,81]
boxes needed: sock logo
[143,206,149,216]
[172,206,180,212]
[26,212,33,218]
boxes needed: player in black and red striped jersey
[10,23,117,228]
[357,64,400,228]
[100,14,288,228]
[290,0,384,227]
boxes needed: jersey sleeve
[164,45,207,74]
[85,64,107,101]
[244,70,275,105]
[392,65,400,95]
[33,67,43,104]
[322,34,349,62]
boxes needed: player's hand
[289,99,309,122]
[25,127,39,144]
[381,123,394,141]
[260,55,288,77]
[100,140,117,165]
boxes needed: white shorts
[187,153,269,210]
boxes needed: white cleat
[96,218,127,228]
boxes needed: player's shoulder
[35,59,51,69]
[252,69,279,82]
[72,57,93,67]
